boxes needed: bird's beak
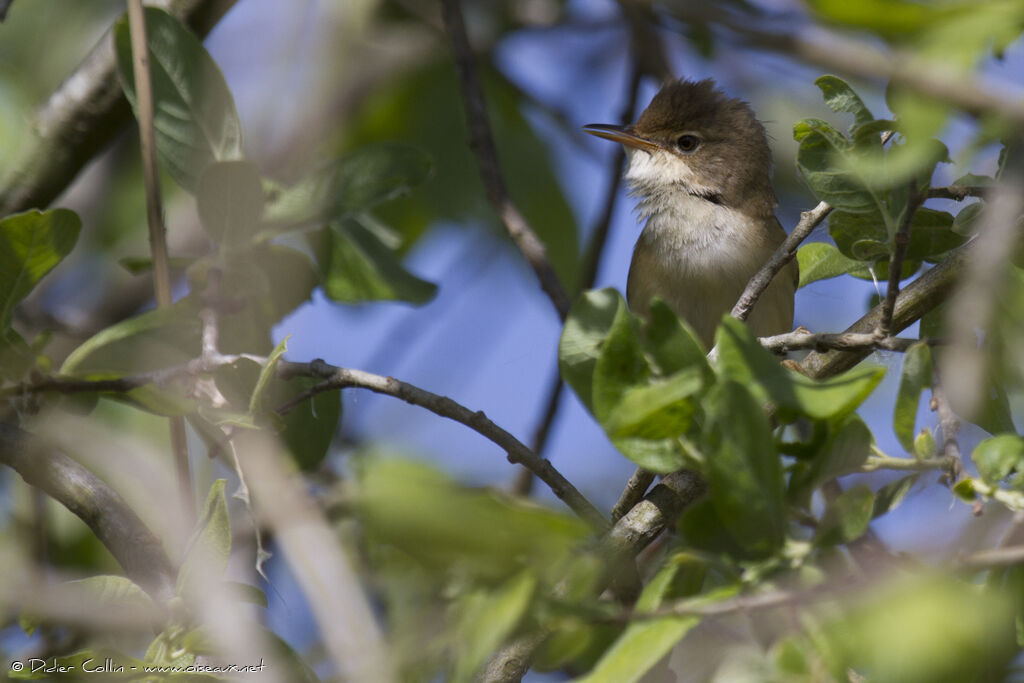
[582,124,661,152]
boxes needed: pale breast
[626,199,794,348]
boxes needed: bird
[583,79,797,348]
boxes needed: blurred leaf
[796,242,871,287]
[572,559,706,683]
[263,143,432,231]
[559,288,624,415]
[65,574,155,610]
[344,58,579,285]
[805,0,954,37]
[951,202,983,236]
[0,208,81,327]
[0,327,34,381]
[705,381,785,556]
[196,160,264,245]
[114,7,242,191]
[894,343,932,452]
[830,208,961,263]
[357,458,589,580]
[224,580,268,608]
[815,483,874,545]
[61,298,201,377]
[873,474,919,519]
[249,335,289,414]
[823,575,1016,683]
[177,479,231,596]
[311,218,437,305]
[452,571,537,683]
[815,75,874,130]
[973,435,1024,485]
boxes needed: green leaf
[559,288,624,415]
[223,580,268,608]
[815,483,875,545]
[643,298,711,379]
[789,415,872,505]
[591,300,646,423]
[602,368,702,439]
[262,143,432,231]
[914,429,937,459]
[873,474,919,519]
[815,75,874,130]
[796,242,871,287]
[706,381,785,556]
[196,160,265,245]
[973,435,1024,485]
[715,317,884,421]
[452,572,537,683]
[65,575,154,610]
[312,218,437,305]
[794,118,879,214]
[973,372,1017,437]
[114,7,242,191]
[177,479,231,596]
[952,202,983,236]
[572,560,706,683]
[61,299,201,376]
[894,343,932,452]
[249,335,289,414]
[343,59,579,286]
[0,208,81,327]
[357,458,589,581]
[829,208,961,264]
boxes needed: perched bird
[584,79,796,348]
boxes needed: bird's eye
[676,135,700,152]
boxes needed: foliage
[1,2,1024,682]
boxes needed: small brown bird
[584,79,796,348]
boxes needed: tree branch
[440,0,572,319]
[731,201,831,322]
[878,182,922,337]
[0,423,176,601]
[758,330,935,354]
[276,359,608,532]
[0,0,236,217]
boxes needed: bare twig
[440,0,571,319]
[610,468,656,521]
[732,201,831,322]
[930,367,963,483]
[798,245,969,379]
[276,359,608,531]
[758,330,937,354]
[0,423,176,601]
[878,182,922,337]
[0,0,236,216]
[126,0,192,513]
[927,185,989,201]
[957,544,1024,570]
[861,455,952,472]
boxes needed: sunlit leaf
[559,288,624,415]
[114,7,242,191]
[894,343,932,452]
[973,435,1024,485]
[0,208,81,327]
[452,572,537,683]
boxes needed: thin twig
[610,468,656,521]
[440,0,571,319]
[731,201,831,322]
[878,182,922,337]
[276,359,608,531]
[126,0,192,514]
[930,367,963,483]
[861,455,952,472]
[957,544,1024,570]
[758,331,937,354]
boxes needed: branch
[758,330,934,354]
[0,423,176,601]
[878,182,922,337]
[731,201,831,322]
[126,0,192,513]
[276,359,608,532]
[610,468,655,521]
[0,0,236,217]
[927,185,989,201]
[798,245,969,379]
[664,4,1024,126]
[440,0,571,319]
